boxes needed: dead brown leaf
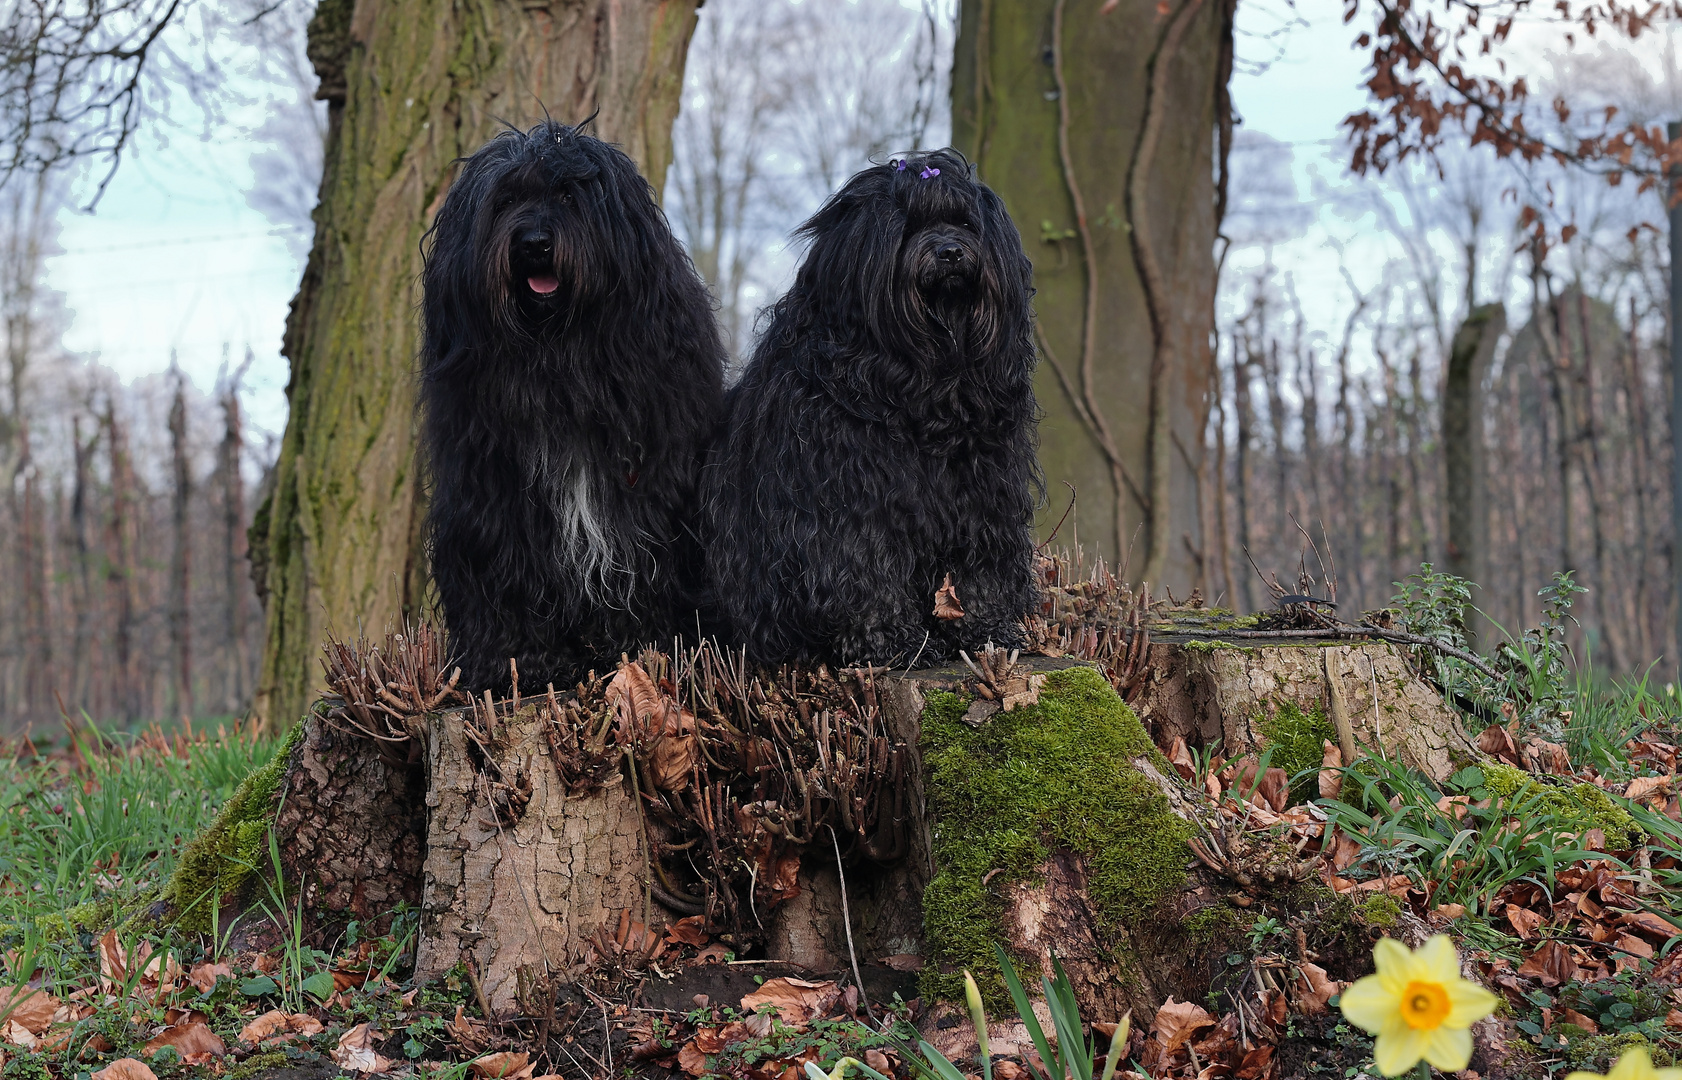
[1319,739,1343,799]
[469,1051,532,1080]
[933,574,964,620]
[96,929,181,997]
[879,954,924,972]
[1231,759,1289,812]
[1292,963,1345,1015]
[1626,775,1674,805]
[740,977,841,1022]
[767,852,802,903]
[186,962,232,995]
[1477,724,1524,766]
[1506,903,1545,940]
[1151,996,1216,1055]
[1435,795,1471,820]
[695,942,732,964]
[334,1024,397,1075]
[91,1060,159,1080]
[1621,911,1682,940]
[1616,933,1655,960]
[608,661,698,792]
[691,1028,728,1055]
[0,987,58,1034]
[1518,941,1576,987]
[1326,827,1361,872]
[1560,1008,1599,1033]
[1166,737,1195,781]
[1235,1044,1275,1080]
[678,1041,708,1076]
[2,1021,35,1049]
[144,1023,226,1058]
[239,1010,324,1044]
[665,915,710,947]
[1523,738,1571,775]
[647,726,699,793]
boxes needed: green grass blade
[994,943,1058,1080]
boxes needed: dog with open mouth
[420,119,725,692]
[703,149,1042,665]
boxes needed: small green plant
[1319,755,1610,915]
[255,829,337,1013]
[1246,915,1284,951]
[810,945,1131,1080]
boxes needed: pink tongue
[528,275,559,295]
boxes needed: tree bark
[1442,303,1504,645]
[220,364,250,714]
[1134,633,1478,783]
[413,702,650,1010]
[953,0,1233,589]
[69,415,96,715]
[169,370,193,720]
[246,631,1475,1056]
[252,0,703,731]
[104,402,139,722]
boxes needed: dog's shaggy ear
[967,183,1036,369]
[787,166,906,335]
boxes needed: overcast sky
[39,1,1677,444]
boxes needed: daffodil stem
[1414,1062,1431,1080]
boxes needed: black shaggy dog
[420,119,725,692]
[704,149,1040,664]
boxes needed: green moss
[225,1052,293,1080]
[155,722,305,933]
[1257,701,1337,804]
[1183,639,1244,653]
[1183,905,1245,947]
[1359,895,1401,929]
[1483,763,1643,848]
[919,667,1192,1005]
[1567,1033,1671,1070]
[30,895,120,942]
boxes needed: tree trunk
[169,371,193,721]
[1442,303,1504,645]
[104,402,139,723]
[18,417,54,721]
[69,415,96,715]
[953,0,1233,589]
[221,360,251,714]
[251,0,703,731]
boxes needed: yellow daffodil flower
[1566,1046,1682,1080]
[1338,935,1497,1076]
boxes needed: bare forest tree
[666,0,952,363]
[1206,115,1677,674]
[0,179,266,731]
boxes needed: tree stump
[412,703,651,1009]
[196,621,1469,1053]
[1132,618,1479,783]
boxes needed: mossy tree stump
[162,632,1469,1053]
[1131,617,1479,783]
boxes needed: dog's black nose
[936,243,964,264]
[516,230,552,257]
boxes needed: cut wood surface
[1135,627,1477,782]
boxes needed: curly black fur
[420,119,725,692]
[703,149,1041,665]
